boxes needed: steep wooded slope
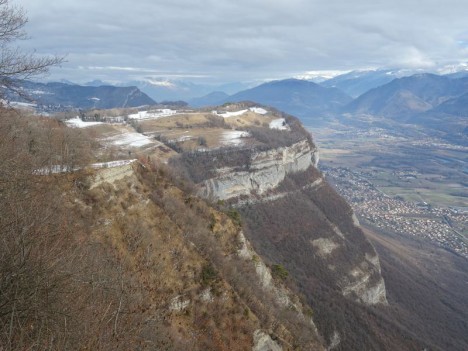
[0,108,324,350]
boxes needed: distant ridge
[188,91,229,107]
[320,69,414,98]
[4,80,156,110]
[219,78,352,123]
[123,79,250,102]
[344,73,468,119]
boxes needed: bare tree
[0,0,63,97]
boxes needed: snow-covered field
[213,107,268,118]
[105,132,153,147]
[65,117,103,128]
[177,135,192,142]
[214,109,248,118]
[34,159,137,175]
[28,90,53,95]
[33,165,73,175]
[8,101,37,109]
[248,107,268,115]
[91,159,137,168]
[220,130,250,146]
[128,109,178,120]
[269,118,289,130]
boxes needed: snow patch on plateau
[128,109,177,120]
[249,107,268,114]
[29,90,53,95]
[8,101,37,108]
[213,109,248,118]
[65,117,103,128]
[220,130,249,146]
[213,107,268,118]
[177,135,192,142]
[106,133,153,147]
[269,118,289,130]
[34,159,137,176]
[91,159,137,169]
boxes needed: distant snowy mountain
[320,69,420,97]
[437,62,468,77]
[295,70,350,83]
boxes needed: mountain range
[345,73,468,118]
[8,69,468,142]
[190,78,352,124]
[111,79,251,102]
[319,69,421,98]
[4,80,156,110]
[227,79,352,120]
[342,73,468,139]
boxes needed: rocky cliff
[199,139,318,200]
[87,104,390,349]
[166,112,390,349]
[182,131,387,308]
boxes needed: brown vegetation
[0,108,325,350]
[237,167,448,350]
[0,107,137,349]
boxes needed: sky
[13,0,468,84]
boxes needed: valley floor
[309,123,468,256]
[323,165,467,257]
[309,124,467,208]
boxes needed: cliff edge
[170,105,387,309]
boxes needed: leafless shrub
[0,0,63,99]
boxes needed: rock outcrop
[199,139,318,200]
[90,161,136,189]
[192,134,387,307]
[253,330,283,351]
[342,255,387,305]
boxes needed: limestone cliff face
[193,137,387,307]
[253,330,282,351]
[341,253,387,305]
[198,139,318,200]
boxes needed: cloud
[394,47,436,69]
[14,0,468,83]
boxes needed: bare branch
[0,0,63,98]
[0,0,27,43]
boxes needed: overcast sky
[14,0,468,84]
